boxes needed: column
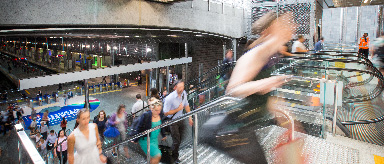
[84,79,89,109]
[232,38,237,61]
[184,43,188,83]
[166,66,170,93]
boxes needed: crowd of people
[0,103,24,136]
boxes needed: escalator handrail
[341,115,384,125]
[276,64,383,103]
[280,56,378,87]
[103,96,241,152]
[281,52,384,124]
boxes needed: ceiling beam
[19,57,192,90]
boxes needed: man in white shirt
[46,130,57,152]
[131,94,148,118]
[163,80,193,163]
[292,35,308,53]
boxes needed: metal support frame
[193,114,198,164]
[147,132,151,163]
[60,145,63,164]
[332,82,341,136]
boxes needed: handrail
[15,123,45,164]
[277,53,384,102]
[341,115,384,125]
[275,65,383,103]
[126,104,150,121]
[103,96,241,152]
[281,52,384,125]
[186,61,236,88]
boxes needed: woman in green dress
[134,98,167,164]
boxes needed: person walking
[291,35,308,53]
[107,104,130,158]
[359,33,370,58]
[60,117,67,131]
[67,108,107,164]
[131,94,148,132]
[31,108,37,120]
[46,130,57,153]
[29,117,37,132]
[134,97,167,164]
[41,111,49,127]
[40,122,49,139]
[36,137,47,160]
[54,130,68,164]
[314,37,324,52]
[93,110,108,140]
[163,80,193,163]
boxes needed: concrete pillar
[232,38,237,61]
[166,66,170,93]
[184,43,188,83]
[84,79,89,109]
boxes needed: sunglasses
[150,100,162,107]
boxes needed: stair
[254,125,384,164]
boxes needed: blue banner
[23,99,100,129]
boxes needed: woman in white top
[67,108,107,164]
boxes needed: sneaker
[174,159,181,164]
[112,152,117,157]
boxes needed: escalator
[101,51,384,164]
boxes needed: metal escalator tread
[255,125,360,164]
[178,144,243,164]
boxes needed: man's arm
[184,105,193,126]
[163,98,183,116]
[183,92,193,126]
[296,47,308,53]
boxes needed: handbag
[103,126,120,138]
[159,140,174,164]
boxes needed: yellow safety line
[374,154,384,164]
[356,72,363,82]
[89,89,122,96]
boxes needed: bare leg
[124,146,130,158]
[150,155,161,164]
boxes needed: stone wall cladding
[0,0,246,38]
